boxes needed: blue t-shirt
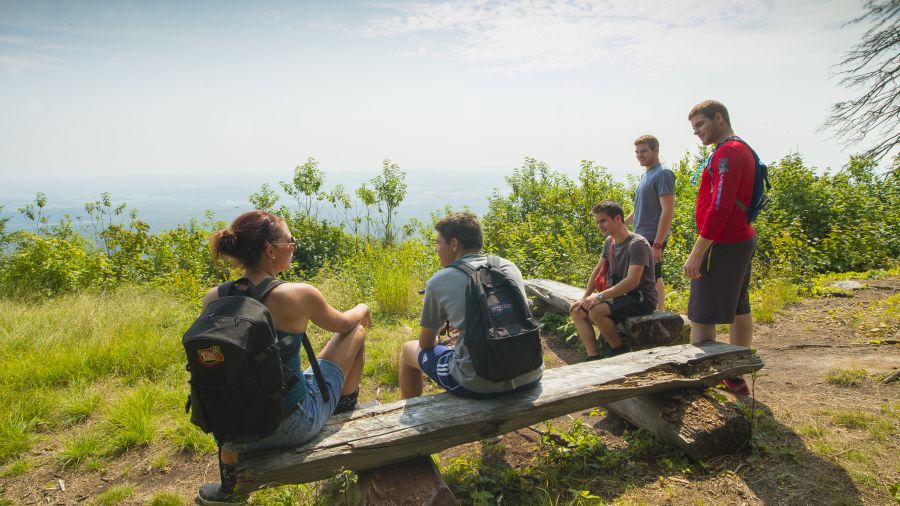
[633,163,676,243]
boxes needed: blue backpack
[692,136,771,223]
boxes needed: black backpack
[449,256,542,382]
[695,135,771,223]
[182,277,329,442]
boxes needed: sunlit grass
[751,278,800,323]
[59,426,111,467]
[106,384,160,450]
[825,368,868,386]
[94,483,135,506]
[0,458,31,478]
[165,419,216,455]
[147,492,186,506]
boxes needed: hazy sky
[0,0,885,185]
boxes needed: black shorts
[688,237,757,324]
[605,292,656,324]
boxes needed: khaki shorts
[688,237,757,324]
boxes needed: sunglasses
[273,237,297,247]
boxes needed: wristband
[596,293,605,301]
[652,242,664,249]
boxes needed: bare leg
[571,306,599,356]
[729,313,753,348]
[656,278,666,310]
[589,303,623,349]
[399,340,426,399]
[318,325,367,395]
[690,322,717,344]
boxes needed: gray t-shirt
[420,253,543,393]
[601,233,658,306]
[633,163,676,243]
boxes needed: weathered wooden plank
[524,278,687,348]
[235,342,763,491]
[605,388,749,458]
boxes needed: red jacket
[695,138,757,242]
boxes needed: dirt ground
[3,278,898,505]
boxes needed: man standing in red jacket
[684,99,757,395]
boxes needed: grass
[106,384,161,449]
[93,483,135,506]
[59,426,110,467]
[751,278,800,323]
[147,492,185,506]
[0,458,30,478]
[825,368,868,386]
[165,419,216,454]
[58,381,105,426]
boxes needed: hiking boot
[606,343,632,357]
[720,377,750,396]
[196,482,247,506]
[333,389,359,414]
[197,449,246,505]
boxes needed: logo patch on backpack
[196,346,225,367]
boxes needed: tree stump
[358,456,457,506]
[604,388,750,458]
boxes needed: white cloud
[362,0,860,73]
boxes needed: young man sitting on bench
[571,201,658,360]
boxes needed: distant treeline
[0,153,897,301]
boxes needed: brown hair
[633,134,659,151]
[434,212,483,251]
[210,210,285,267]
[688,99,731,126]
[591,200,625,221]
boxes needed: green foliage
[752,154,900,279]
[750,278,800,323]
[483,158,630,284]
[248,182,281,212]
[284,213,354,277]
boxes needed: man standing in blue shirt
[625,134,675,310]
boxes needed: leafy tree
[82,192,131,256]
[822,0,899,163]
[281,158,326,218]
[248,183,280,212]
[16,193,48,233]
[370,160,408,245]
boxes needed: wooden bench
[524,278,688,347]
[235,342,762,495]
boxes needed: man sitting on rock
[571,200,658,360]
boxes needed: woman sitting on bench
[196,210,370,505]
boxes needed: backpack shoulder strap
[216,281,235,298]
[448,258,477,277]
[250,277,283,302]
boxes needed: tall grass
[0,289,193,463]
